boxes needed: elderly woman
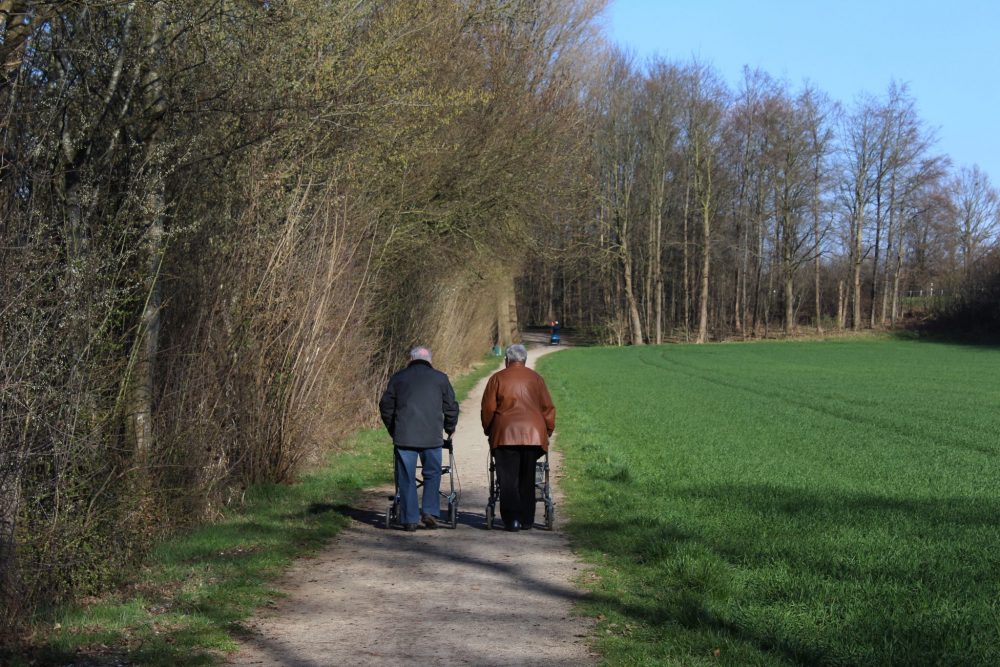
[481,344,556,531]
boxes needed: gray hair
[410,346,432,363]
[505,344,528,363]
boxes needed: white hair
[410,346,432,363]
[505,344,528,363]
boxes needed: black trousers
[492,445,544,526]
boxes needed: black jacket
[379,360,459,449]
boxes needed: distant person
[481,344,556,531]
[379,346,459,531]
[550,319,561,345]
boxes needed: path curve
[230,345,596,666]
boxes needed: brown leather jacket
[480,361,556,450]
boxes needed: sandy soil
[229,345,596,667]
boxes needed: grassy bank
[15,429,391,666]
[13,353,499,666]
[538,339,1000,666]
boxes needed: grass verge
[14,428,391,666]
[451,351,502,401]
[13,351,497,666]
[538,339,1000,666]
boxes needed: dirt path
[230,345,596,667]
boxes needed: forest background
[1,0,997,637]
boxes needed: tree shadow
[570,483,1000,665]
[306,501,344,515]
[892,329,1000,348]
[332,502,529,531]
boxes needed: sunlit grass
[539,339,1000,666]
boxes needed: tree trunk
[0,455,23,621]
[890,253,903,326]
[655,277,663,344]
[682,179,691,341]
[814,252,822,332]
[880,242,892,327]
[733,265,742,335]
[669,276,677,334]
[784,271,795,335]
[127,7,167,466]
[880,178,897,327]
[765,222,781,338]
[781,208,794,335]
[128,181,164,464]
[869,191,882,329]
[623,258,644,345]
[837,279,846,330]
[545,272,554,323]
[644,210,654,341]
[696,185,711,344]
[812,168,823,333]
[733,214,744,336]
[852,210,863,330]
[621,221,644,345]
[652,185,665,345]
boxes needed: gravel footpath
[229,346,596,667]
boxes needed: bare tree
[839,95,883,330]
[637,59,682,344]
[593,49,644,345]
[727,68,779,337]
[951,165,1000,279]
[799,85,837,332]
[681,62,726,343]
[767,87,827,334]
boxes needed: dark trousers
[492,446,544,527]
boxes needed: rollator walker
[484,450,555,530]
[385,436,459,529]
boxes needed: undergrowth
[9,352,497,666]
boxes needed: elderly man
[380,346,459,531]
[481,344,555,531]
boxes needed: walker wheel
[485,505,495,530]
[385,503,394,530]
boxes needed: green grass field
[538,339,1000,666]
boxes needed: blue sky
[604,0,1000,183]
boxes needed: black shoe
[421,513,439,529]
[521,522,533,530]
[403,523,418,532]
[506,519,521,532]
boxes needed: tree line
[2,0,997,639]
[517,53,1000,344]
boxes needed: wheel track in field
[638,349,996,457]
